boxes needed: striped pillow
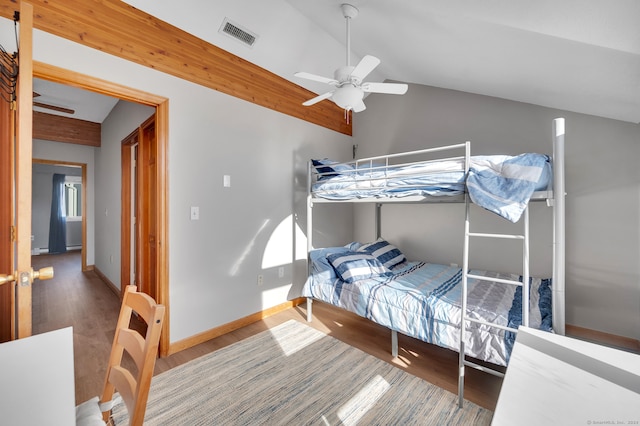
[358,238,406,269]
[327,251,393,283]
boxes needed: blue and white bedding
[302,243,553,366]
[311,153,551,223]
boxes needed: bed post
[552,118,566,335]
[307,160,314,322]
[375,203,382,239]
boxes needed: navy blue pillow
[312,159,354,180]
[358,238,406,269]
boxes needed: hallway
[32,251,121,404]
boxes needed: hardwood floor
[31,251,503,411]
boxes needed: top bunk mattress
[311,152,551,223]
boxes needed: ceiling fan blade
[352,100,366,113]
[33,101,75,114]
[294,72,338,86]
[302,91,334,106]
[349,55,380,82]
[361,82,408,95]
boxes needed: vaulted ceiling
[26,1,640,125]
[123,0,640,124]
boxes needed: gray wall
[354,84,640,341]
[13,18,637,346]
[17,25,353,344]
[94,100,155,286]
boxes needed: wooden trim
[167,298,306,356]
[0,0,351,135]
[32,158,88,271]
[33,61,167,107]
[155,99,170,357]
[93,265,120,298]
[15,1,33,338]
[120,129,136,302]
[32,61,171,356]
[566,324,640,353]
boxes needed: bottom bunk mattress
[302,247,553,366]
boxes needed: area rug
[111,319,492,425]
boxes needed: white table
[0,327,76,425]
[492,326,640,425]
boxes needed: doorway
[121,115,158,302]
[32,160,87,270]
[33,61,170,356]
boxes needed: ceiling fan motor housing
[334,65,358,84]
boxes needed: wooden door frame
[32,159,87,271]
[120,128,138,297]
[33,62,170,356]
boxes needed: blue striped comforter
[312,153,551,223]
[302,260,552,366]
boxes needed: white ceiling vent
[219,18,258,47]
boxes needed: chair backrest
[100,285,165,426]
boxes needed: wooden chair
[76,285,165,426]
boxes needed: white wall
[354,84,640,341]
[8,26,353,344]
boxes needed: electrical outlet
[257,274,263,286]
[278,267,284,278]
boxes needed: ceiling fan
[295,3,408,114]
[33,91,75,115]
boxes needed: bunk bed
[302,118,566,407]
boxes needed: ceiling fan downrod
[342,3,358,68]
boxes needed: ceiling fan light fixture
[331,84,364,111]
[295,3,407,115]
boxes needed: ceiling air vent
[219,18,258,47]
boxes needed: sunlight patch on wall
[262,214,307,269]
[261,285,292,311]
[230,219,270,276]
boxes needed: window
[64,176,82,222]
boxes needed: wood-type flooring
[31,251,503,410]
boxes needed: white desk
[0,327,76,425]
[493,326,640,425]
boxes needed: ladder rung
[464,317,519,333]
[468,232,524,240]
[463,359,505,378]
[466,273,523,286]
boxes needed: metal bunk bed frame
[457,117,566,406]
[305,118,566,408]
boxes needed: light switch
[190,206,199,220]
[223,175,231,187]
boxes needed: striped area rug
[111,320,492,425]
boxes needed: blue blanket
[467,154,551,223]
[311,153,551,222]
[303,253,553,366]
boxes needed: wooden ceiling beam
[0,0,351,135]
[33,111,101,147]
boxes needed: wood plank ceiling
[0,0,352,136]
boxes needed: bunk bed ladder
[458,199,531,408]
